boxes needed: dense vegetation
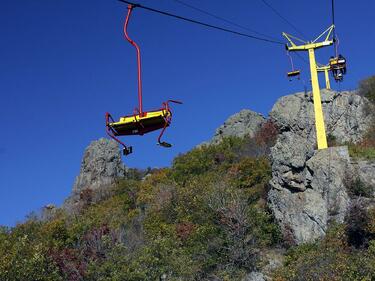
[1,78,374,280]
[273,203,375,280]
[0,132,281,281]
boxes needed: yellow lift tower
[317,64,331,90]
[282,25,335,150]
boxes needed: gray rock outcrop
[211,109,266,144]
[268,89,372,244]
[253,249,285,281]
[41,204,58,221]
[64,138,126,210]
[72,138,126,193]
[270,89,371,145]
[242,272,265,281]
[269,146,351,243]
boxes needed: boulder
[211,109,266,144]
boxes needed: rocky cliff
[63,138,126,211]
[204,89,373,245]
[268,89,372,244]
[65,90,373,246]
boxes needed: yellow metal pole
[308,48,328,149]
[283,26,334,150]
[324,68,331,90]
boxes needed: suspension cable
[331,0,335,27]
[117,0,284,45]
[260,0,307,40]
[171,0,280,42]
[331,0,337,56]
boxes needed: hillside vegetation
[0,133,282,281]
[1,77,375,281]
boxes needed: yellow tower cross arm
[282,25,335,50]
[282,25,335,150]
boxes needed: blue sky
[1,0,374,226]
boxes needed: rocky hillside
[200,89,374,246]
[268,89,373,244]
[1,83,375,280]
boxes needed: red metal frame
[106,112,126,146]
[157,100,182,145]
[124,5,143,115]
[105,5,183,155]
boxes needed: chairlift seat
[329,57,346,69]
[287,70,301,78]
[287,70,301,81]
[108,109,171,136]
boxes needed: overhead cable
[260,0,307,39]
[331,0,336,28]
[171,0,280,42]
[331,0,338,56]
[118,0,284,45]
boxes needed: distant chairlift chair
[329,54,347,82]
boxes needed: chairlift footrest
[123,146,133,155]
[158,142,172,148]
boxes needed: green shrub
[346,176,374,198]
[273,222,375,281]
[357,75,375,150]
[229,157,271,190]
[0,221,62,281]
[359,75,375,104]
[273,224,355,281]
[327,133,339,147]
[345,201,375,248]
[346,76,375,160]
[171,137,244,184]
[348,143,375,160]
